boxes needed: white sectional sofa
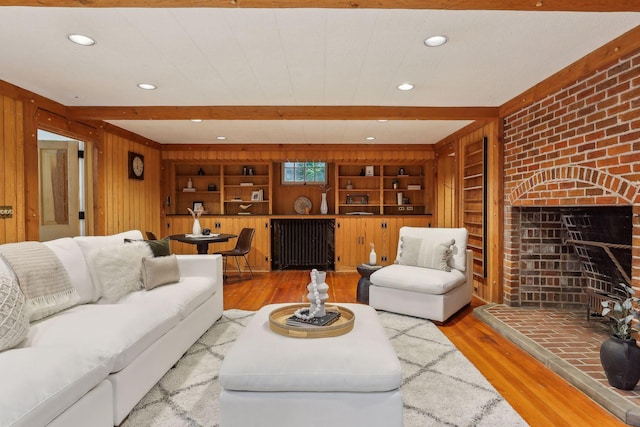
[0,230,223,427]
[369,227,473,323]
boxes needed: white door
[38,139,80,241]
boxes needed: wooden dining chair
[214,228,255,281]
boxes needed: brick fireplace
[502,48,640,307]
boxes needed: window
[282,161,327,185]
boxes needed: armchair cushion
[369,264,466,295]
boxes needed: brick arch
[508,165,639,206]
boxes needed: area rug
[121,309,528,426]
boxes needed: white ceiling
[0,7,638,144]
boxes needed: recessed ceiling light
[424,35,448,47]
[68,34,96,46]
[216,136,227,140]
[191,119,203,123]
[397,83,414,91]
[137,83,157,90]
[365,136,376,141]
[377,119,389,123]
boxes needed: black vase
[600,337,640,390]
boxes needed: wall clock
[128,151,145,180]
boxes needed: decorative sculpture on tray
[294,269,329,319]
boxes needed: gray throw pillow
[395,236,455,272]
[423,239,454,272]
[142,255,180,290]
[395,236,422,266]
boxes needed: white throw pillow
[0,273,29,352]
[418,239,454,272]
[396,235,422,266]
[396,236,454,272]
[87,241,153,303]
[141,255,180,290]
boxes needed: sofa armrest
[176,254,222,278]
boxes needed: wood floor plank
[223,271,626,427]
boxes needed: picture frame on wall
[192,201,204,212]
[365,165,374,176]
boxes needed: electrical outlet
[0,206,13,218]
[406,206,414,211]
[398,206,405,211]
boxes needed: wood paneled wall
[98,130,162,236]
[0,94,26,243]
[434,119,503,303]
[0,82,163,242]
[435,142,458,227]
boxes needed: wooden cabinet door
[335,217,363,271]
[335,217,390,271]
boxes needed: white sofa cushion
[117,276,216,320]
[219,303,402,393]
[397,227,468,272]
[0,347,112,427]
[19,303,180,372]
[43,237,97,304]
[370,264,466,295]
[0,273,29,351]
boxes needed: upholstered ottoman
[218,303,402,427]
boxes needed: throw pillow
[0,273,29,352]
[417,239,454,272]
[87,241,153,302]
[0,241,79,321]
[395,235,422,266]
[141,255,181,290]
[125,237,171,257]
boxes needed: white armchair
[369,227,473,323]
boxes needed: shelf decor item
[320,193,328,214]
[187,206,203,235]
[294,196,312,214]
[318,184,331,215]
[369,242,377,265]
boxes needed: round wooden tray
[269,304,355,338]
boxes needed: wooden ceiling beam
[68,105,497,121]
[2,0,639,11]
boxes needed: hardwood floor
[223,271,625,427]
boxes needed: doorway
[38,130,87,241]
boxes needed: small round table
[356,263,383,304]
[169,233,236,254]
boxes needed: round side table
[356,264,383,304]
